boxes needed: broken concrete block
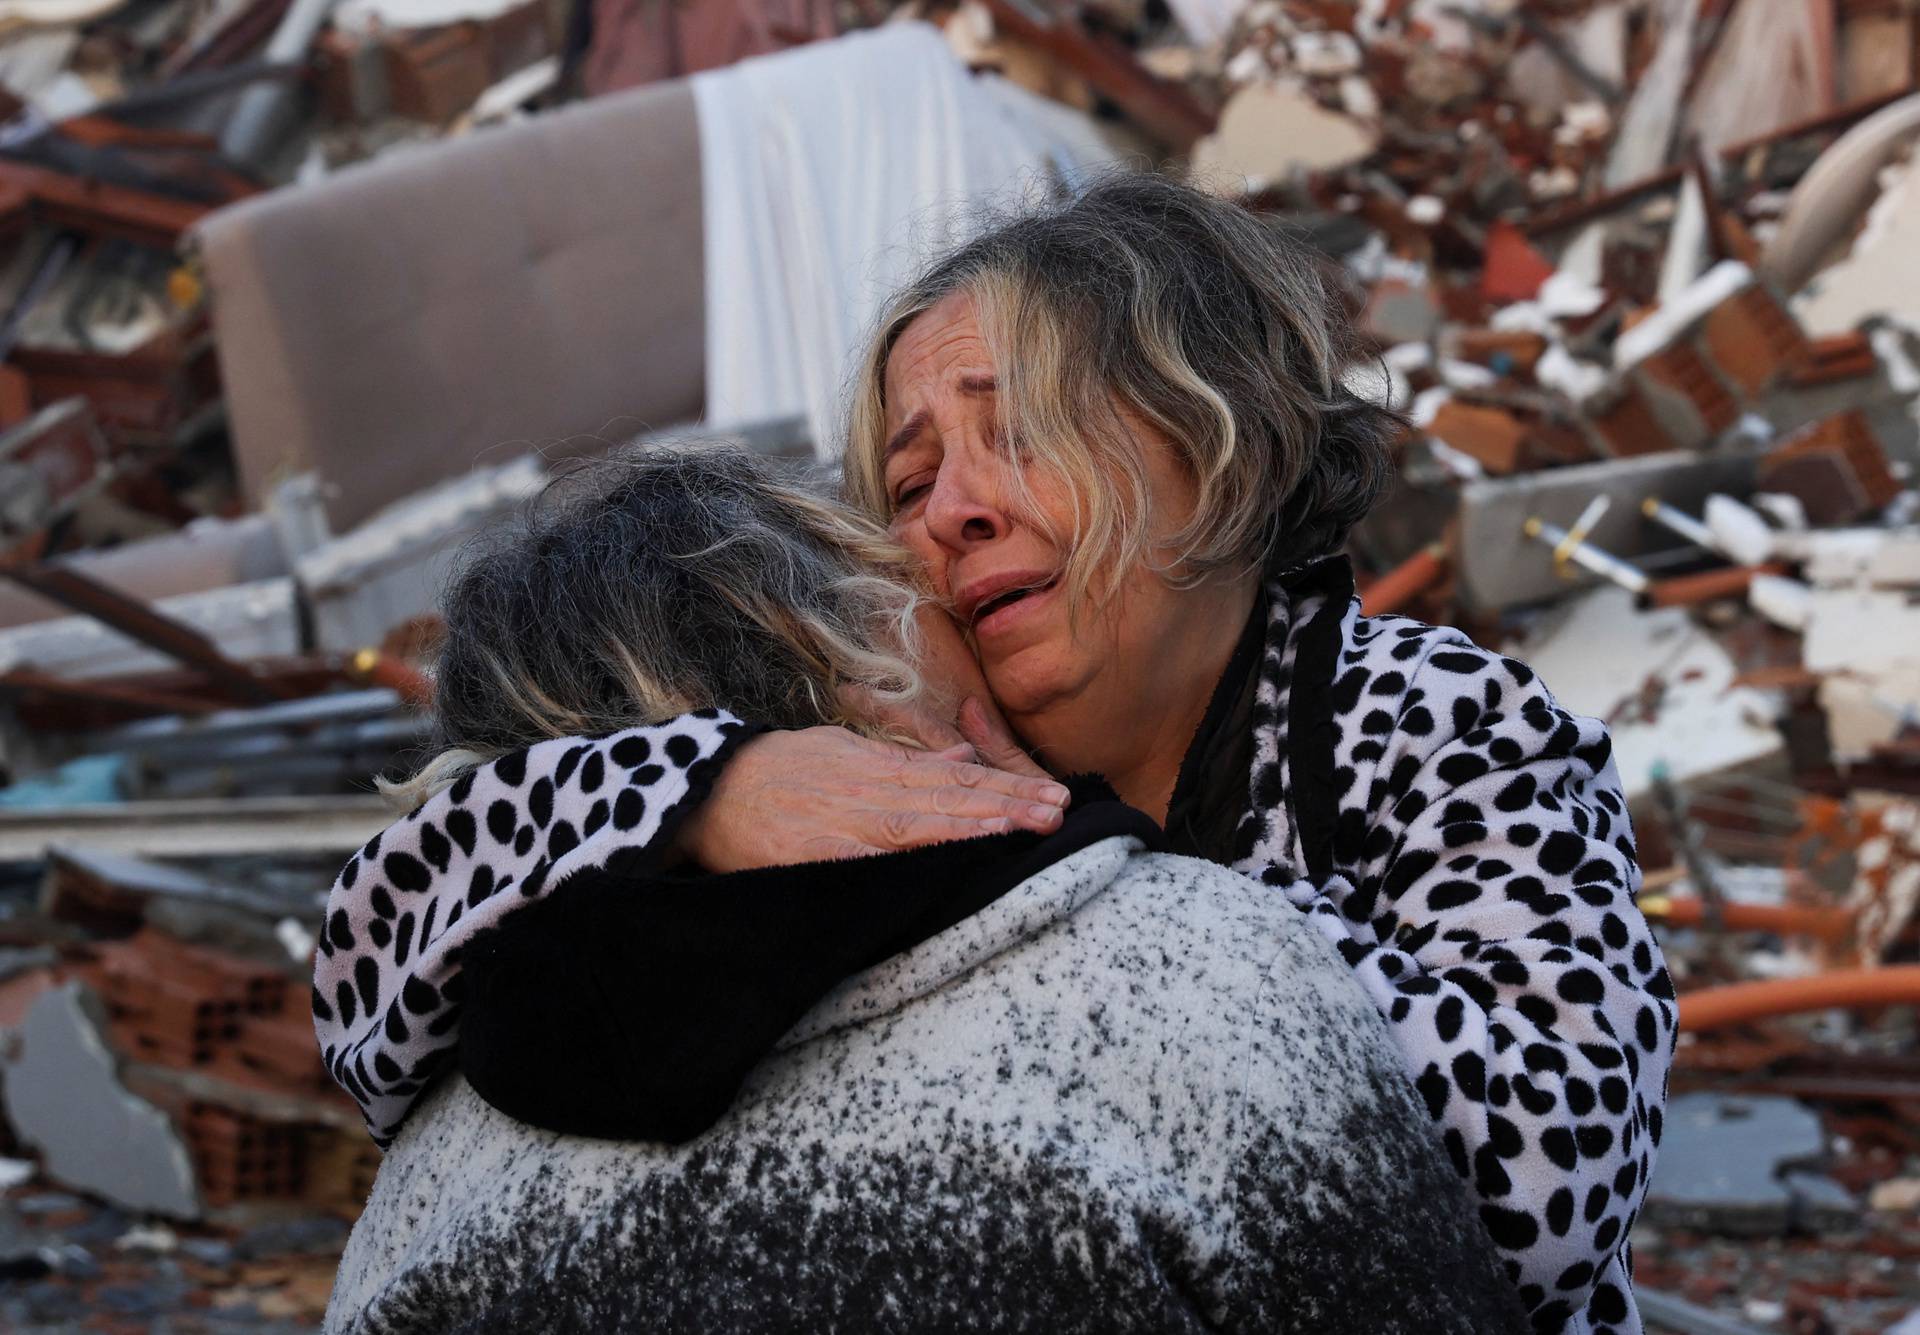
[1427,400,1528,475]
[1781,1171,1863,1232]
[1804,588,1920,674]
[1748,573,1813,632]
[1190,81,1380,192]
[1513,588,1782,800]
[1795,528,1920,586]
[1645,1093,1831,1236]
[1869,1177,1920,1212]
[0,983,198,1220]
[1756,410,1903,525]
[1818,671,1920,763]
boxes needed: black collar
[1163,587,1268,863]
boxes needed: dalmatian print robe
[314,557,1674,1335]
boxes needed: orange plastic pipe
[1360,544,1449,617]
[1640,563,1789,610]
[1641,895,1854,942]
[1677,966,1920,1033]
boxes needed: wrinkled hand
[678,726,1071,872]
[846,686,1051,783]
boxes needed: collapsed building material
[1611,263,1808,449]
[1357,543,1447,617]
[1457,450,1759,610]
[0,576,301,684]
[1428,399,1530,476]
[220,0,341,169]
[96,686,423,788]
[1,981,199,1218]
[969,0,1212,151]
[1191,81,1378,192]
[295,452,541,651]
[1646,1092,1847,1237]
[0,511,285,633]
[1640,564,1787,612]
[0,794,391,860]
[1846,796,1920,963]
[1757,410,1904,525]
[0,400,108,561]
[1520,509,1650,597]
[41,845,316,937]
[1514,587,1784,800]
[4,563,296,705]
[1634,1289,1773,1335]
[1638,894,1854,944]
[123,1063,377,1213]
[1764,92,1920,297]
[575,0,830,98]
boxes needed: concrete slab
[0,983,198,1220]
[1646,1093,1845,1237]
[1514,588,1783,799]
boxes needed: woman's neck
[1015,575,1259,824]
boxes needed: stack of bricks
[317,0,568,126]
[304,1127,385,1215]
[1701,282,1808,399]
[85,932,284,1071]
[1634,340,1742,442]
[79,930,370,1215]
[233,1003,341,1100]
[1597,268,1813,456]
[1788,331,1880,388]
[1757,410,1903,525]
[180,1101,312,1208]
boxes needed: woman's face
[878,292,1244,740]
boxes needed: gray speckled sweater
[326,836,1528,1334]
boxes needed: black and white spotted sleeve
[1255,616,1674,1334]
[312,709,756,1144]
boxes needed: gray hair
[843,174,1399,612]
[388,444,927,805]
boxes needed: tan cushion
[194,81,704,531]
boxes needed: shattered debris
[0,0,1912,1329]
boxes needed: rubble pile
[0,0,1916,1328]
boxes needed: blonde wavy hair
[383,444,928,807]
[842,175,1397,616]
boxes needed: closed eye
[891,481,931,513]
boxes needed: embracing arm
[1269,635,1675,1331]
[314,710,1070,1143]
[458,846,968,1142]
[459,776,1146,1142]
[312,711,756,1143]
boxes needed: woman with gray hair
[321,444,1526,1333]
[319,176,1672,1334]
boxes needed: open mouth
[972,576,1058,628]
